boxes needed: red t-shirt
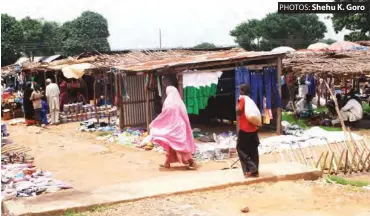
[238,97,258,133]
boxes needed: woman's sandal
[159,164,171,169]
[187,161,197,170]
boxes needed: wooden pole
[118,71,124,130]
[93,79,99,123]
[276,57,282,135]
[145,74,150,132]
[104,73,109,123]
[177,73,184,100]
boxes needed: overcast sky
[1,0,350,50]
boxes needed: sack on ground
[242,96,262,126]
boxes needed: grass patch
[363,102,370,113]
[65,211,85,216]
[97,131,113,137]
[326,175,370,187]
[89,205,108,213]
[282,111,342,132]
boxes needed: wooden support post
[276,57,282,135]
[145,73,150,132]
[43,71,47,87]
[177,73,184,100]
[93,79,99,123]
[117,71,124,130]
[104,73,109,123]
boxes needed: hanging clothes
[183,71,222,115]
[250,72,263,112]
[306,74,316,96]
[235,66,250,103]
[264,67,282,109]
[263,97,271,124]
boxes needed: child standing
[41,96,49,126]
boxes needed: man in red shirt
[236,84,260,177]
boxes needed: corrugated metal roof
[115,49,285,72]
[41,55,63,62]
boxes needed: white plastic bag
[241,95,262,126]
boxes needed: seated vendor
[97,96,112,107]
[295,94,314,118]
[332,90,363,125]
[76,92,86,105]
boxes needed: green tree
[331,0,370,41]
[1,14,24,66]
[230,19,263,50]
[194,42,217,49]
[41,21,62,55]
[20,17,44,57]
[230,13,327,51]
[60,11,110,55]
[320,38,336,45]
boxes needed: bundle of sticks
[1,144,34,165]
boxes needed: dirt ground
[5,121,275,190]
[5,121,369,190]
[80,179,370,216]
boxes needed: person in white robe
[45,79,60,124]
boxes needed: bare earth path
[82,179,370,216]
[7,122,248,190]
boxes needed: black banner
[278,2,370,13]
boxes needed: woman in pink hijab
[150,85,196,169]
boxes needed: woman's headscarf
[149,86,195,154]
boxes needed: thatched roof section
[283,50,370,76]
[1,50,216,77]
[355,40,370,47]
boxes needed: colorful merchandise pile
[117,127,150,147]
[194,131,237,161]
[1,123,72,201]
[1,164,72,200]
[60,103,117,123]
[78,119,116,133]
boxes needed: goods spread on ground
[1,123,72,201]
[60,103,117,123]
[83,121,364,163]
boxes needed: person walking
[149,85,196,170]
[236,84,260,177]
[45,79,60,125]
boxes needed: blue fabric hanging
[270,68,282,108]
[250,72,264,112]
[264,67,282,109]
[235,66,250,103]
[306,74,316,96]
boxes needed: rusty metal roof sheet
[115,49,285,72]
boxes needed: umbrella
[271,46,296,53]
[307,42,329,50]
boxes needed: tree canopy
[193,42,217,49]
[331,0,370,41]
[60,11,110,56]
[320,38,336,45]
[1,11,111,66]
[230,13,327,51]
[1,14,24,66]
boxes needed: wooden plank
[276,57,282,135]
[145,73,150,132]
[177,73,184,100]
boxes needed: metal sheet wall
[122,75,156,127]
